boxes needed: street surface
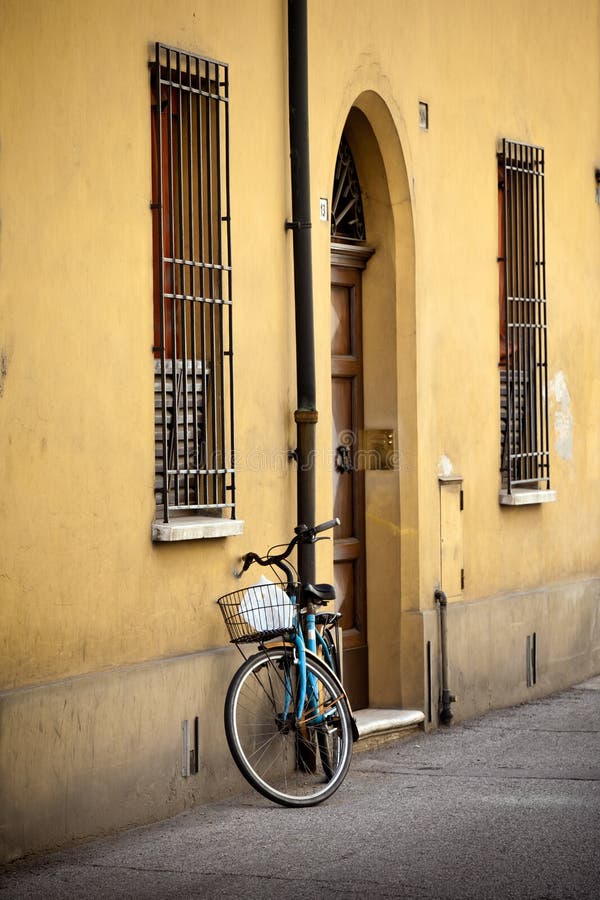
[2,677,599,899]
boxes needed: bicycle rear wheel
[317,624,341,678]
[224,646,353,806]
[316,627,342,778]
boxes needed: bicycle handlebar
[236,518,340,577]
[306,518,340,537]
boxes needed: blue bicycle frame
[282,602,336,728]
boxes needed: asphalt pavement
[2,676,600,899]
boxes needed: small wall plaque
[360,429,396,470]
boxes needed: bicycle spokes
[224,648,352,806]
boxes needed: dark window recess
[150,43,235,522]
[498,139,550,493]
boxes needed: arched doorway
[330,136,373,710]
[330,99,417,712]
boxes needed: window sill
[499,488,557,506]
[152,516,244,542]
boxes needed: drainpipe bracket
[294,409,318,424]
[285,219,312,231]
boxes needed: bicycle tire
[224,646,353,806]
[316,627,341,778]
[318,625,341,678]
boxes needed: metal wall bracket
[181,717,199,776]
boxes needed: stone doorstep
[353,708,426,752]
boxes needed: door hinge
[460,489,464,511]
[460,568,465,590]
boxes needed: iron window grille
[498,139,550,494]
[150,43,235,522]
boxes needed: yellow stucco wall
[0,0,299,688]
[311,0,600,603]
[1,0,600,858]
[1,0,599,681]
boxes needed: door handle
[335,444,353,474]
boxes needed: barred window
[498,139,550,497]
[150,43,235,524]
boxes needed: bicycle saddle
[303,583,336,604]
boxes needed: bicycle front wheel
[224,647,353,807]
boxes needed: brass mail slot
[360,429,396,470]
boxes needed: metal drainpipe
[435,588,456,724]
[287,0,316,583]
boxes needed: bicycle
[216,518,358,807]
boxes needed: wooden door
[331,261,368,709]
